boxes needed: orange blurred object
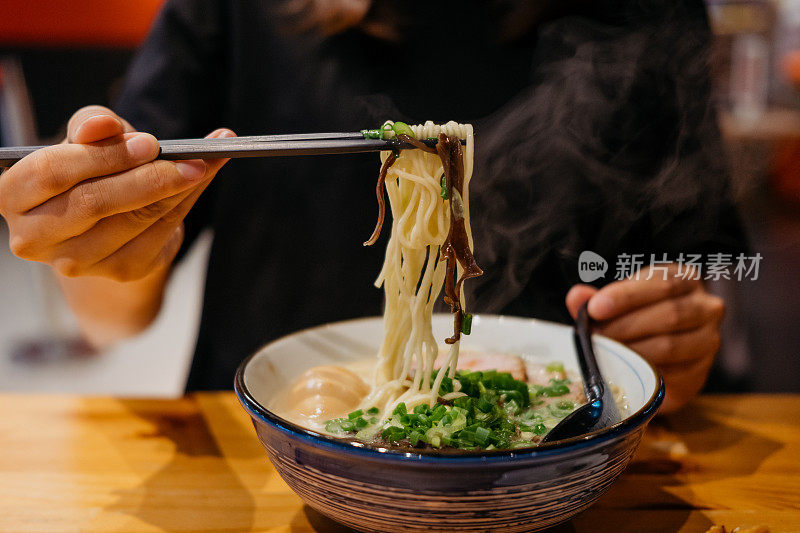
[771,137,800,204]
[0,0,164,47]
[781,50,800,88]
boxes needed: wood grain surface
[0,393,798,532]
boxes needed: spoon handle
[574,302,621,426]
[574,303,603,404]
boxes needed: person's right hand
[0,106,234,281]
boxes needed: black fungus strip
[396,133,439,154]
[436,132,483,343]
[363,150,399,246]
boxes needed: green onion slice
[461,313,473,335]
[392,121,414,138]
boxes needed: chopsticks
[0,132,465,167]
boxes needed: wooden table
[1,393,798,532]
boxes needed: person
[0,0,741,411]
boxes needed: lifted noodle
[362,121,481,413]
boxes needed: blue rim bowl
[235,315,664,533]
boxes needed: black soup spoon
[541,302,621,443]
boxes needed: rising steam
[467,1,745,314]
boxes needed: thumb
[171,128,237,184]
[198,128,237,176]
[565,284,598,320]
[66,105,136,144]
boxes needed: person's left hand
[565,264,725,413]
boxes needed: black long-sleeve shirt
[115,0,746,390]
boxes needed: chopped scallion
[461,313,473,335]
[408,430,424,446]
[543,384,570,397]
[477,398,493,413]
[392,121,414,138]
[475,426,491,446]
[326,361,581,451]
[381,121,395,139]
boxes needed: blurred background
[0,0,798,396]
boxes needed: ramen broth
[270,352,628,450]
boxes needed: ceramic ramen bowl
[235,314,663,533]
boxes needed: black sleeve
[113,0,229,261]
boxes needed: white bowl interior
[243,314,657,420]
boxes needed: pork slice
[415,351,527,382]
